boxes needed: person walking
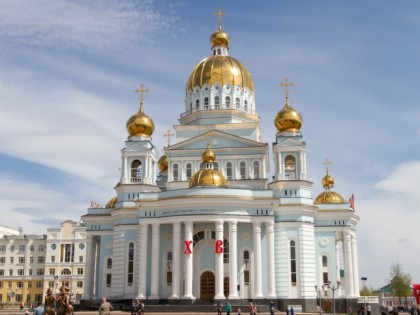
[33,301,44,315]
[216,301,222,315]
[270,301,275,315]
[225,301,232,315]
[290,306,295,315]
[98,297,113,315]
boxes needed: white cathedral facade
[81,17,360,311]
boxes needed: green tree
[389,263,412,306]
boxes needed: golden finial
[214,8,226,30]
[135,84,150,109]
[280,77,294,101]
[322,158,332,174]
[163,129,174,147]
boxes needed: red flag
[349,194,355,209]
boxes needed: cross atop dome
[215,8,226,30]
[280,77,294,99]
[163,129,174,147]
[323,158,332,174]
[135,84,149,108]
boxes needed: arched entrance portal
[200,271,215,299]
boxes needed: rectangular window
[26,294,31,302]
[35,294,42,302]
[0,294,2,302]
[77,268,83,275]
[30,257,34,263]
[38,245,45,252]
[0,245,5,252]
[18,269,24,276]
[48,282,54,289]
[28,269,33,276]
[30,245,34,252]
[49,269,55,275]
[77,281,83,288]
[290,240,297,286]
[61,244,74,263]
[15,294,22,302]
[166,271,172,285]
[0,270,4,276]
[0,257,5,263]
[244,270,250,285]
[28,282,32,288]
[0,282,3,288]
[323,272,329,285]
[36,282,43,288]
[17,282,23,288]
[106,274,112,287]
[9,269,13,276]
[37,269,44,275]
[51,256,55,263]
[38,257,45,263]
[79,256,83,263]
[18,257,25,263]
[19,245,26,251]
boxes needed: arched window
[225,96,230,107]
[196,99,200,109]
[130,160,142,183]
[243,250,250,285]
[244,100,248,111]
[240,161,246,179]
[204,97,209,109]
[226,162,232,179]
[107,258,112,269]
[322,255,328,267]
[322,255,329,285]
[166,251,173,285]
[235,97,240,108]
[290,240,297,286]
[214,96,220,106]
[173,163,179,181]
[186,163,192,179]
[61,268,71,275]
[127,243,134,285]
[190,102,192,111]
[285,155,296,180]
[253,161,260,179]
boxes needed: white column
[123,157,128,183]
[266,221,277,298]
[215,220,225,300]
[149,223,160,299]
[335,239,341,286]
[171,222,181,299]
[351,233,360,296]
[253,222,263,298]
[84,234,95,298]
[228,221,239,299]
[137,223,148,299]
[182,221,195,299]
[344,231,354,296]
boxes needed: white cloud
[0,0,177,53]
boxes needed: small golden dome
[274,96,303,133]
[158,154,168,172]
[202,145,215,163]
[210,29,230,48]
[186,55,254,93]
[126,105,155,137]
[105,197,117,208]
[189,169,228,188]
[314,191,345,204]
[322,173,334,188]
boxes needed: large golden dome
[105,197,117,208]
[126,105,155,137]
[189,144,227,188]
[274,96,303,133]
[158,154,168,173]
[314,171,345,204]
[186,55,254,93]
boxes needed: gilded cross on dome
[135,84,149,107]
[163,129,174,147]
[280,77,294,98]
[215,8,226,30]
[323,158,332,173]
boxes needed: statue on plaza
[56,286,73,315]
[44,288,57,315]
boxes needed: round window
[79,243,85,249]
[51,244,57,250]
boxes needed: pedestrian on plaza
[290,306,295,315]
[216,301,222,315]
[33,301,44,315]
[367,304,371,315]
[225,301,232,315]
[98,297,113,315]
[286,306,290,315]
[237,307,242,315]
[249,303,254,315]
[270,300,275,315]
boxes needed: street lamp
[328,281,341,315]
[361,277,368,315]
[315,285,325,315]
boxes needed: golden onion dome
[105,197,117,208]
[158,154,168,173]
[186,55,254,93]
[314,191,345,204]
[322,173,334,188]
[210,29,230,48]
[202,145,215,163]
[274,96,303,133]
[126,105,155,137]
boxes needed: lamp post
[328,281,341,315]
[361,277,368,315]
[315,285,325,315]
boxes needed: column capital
[253,221,261,230]
[266,220,275,230]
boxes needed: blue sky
[1,0,419,289]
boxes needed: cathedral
[81,13,360,311]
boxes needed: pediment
[167,130,267,152]
[276,138,305,147]
[122,141,155,152]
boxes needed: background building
[81,16,361,312]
